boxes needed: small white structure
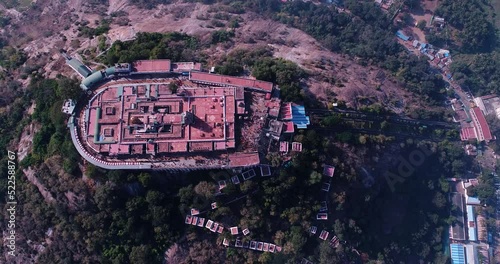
[62,99,76,115]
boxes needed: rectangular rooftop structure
[281,103,293,120]
[466,205,477,241]
[191,208,200,216]
[257,242,263,251]
[460,126,477,141]
[450,193,466,241]
[269,244,276,253]
[235,239,243,248]
[283,121,295,133]
[171,62,202,73]
[73,66,274,171]
[242,169,256,180]
[291,104,310,129]
[250,241,257,250]
[205,220,214,229]
[323,165,335,177]
[231,175,240,185]
[291,142,302,152]
[189,72,273,93]
[450,244,466,264]
[280,141,289,153]
[133,59,171,73]
[191,216,198,226]
[197,217,205,227]
[260,165,271,177]
[470,107,493,142]
[66,57,92,78]
[319,230,329,240]
[317,213,328,220]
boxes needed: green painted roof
[81,71,104,90]
[105,66,116,76]
[67,58,92,77]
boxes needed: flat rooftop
[72,77,268,170]
[450,193,466,241]
[133,59,171,73]
[470,107,492,142]
[86,82,236,155]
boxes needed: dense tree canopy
[451,52,500,96]
[435,0,496,52]
[104,32,200,65]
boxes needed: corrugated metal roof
[291,105,310,129]
[81,71,105,90]
[466,196,480,205]
[66,58,92,77]
[396,30,410,41]
[466,205,477,241]
[105,66,116,76]
[450,244,466,264]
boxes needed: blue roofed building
[466,205,477,241]
[291,105,310,129]
[466,196,480,206]
[450,244,466,264]
[396,30,410,41]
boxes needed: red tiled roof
[284,121,295,133]
[460,127,476,141]
[471,107,493,141]
[133,60,171,73]
[281,103,292,120]
[280,141,289,152]
[190,72,273,93]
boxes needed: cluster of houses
[449,179,489,264]
[224,238,282,254]
[185,211,255,242]
[185,215,222,233]
[182,164,285,254]
[316,165,335,220]
[309,227,341,249]
[213,166,272,191]
[412,40,452,67]
[396,30,452,70]
[280,141,303,153]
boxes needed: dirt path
[22,167,56,204]
[17,117,40,162]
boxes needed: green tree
[308,171,322,185]
[194,181,216,199]
[129,245,154,264]
[416,20,427,30]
